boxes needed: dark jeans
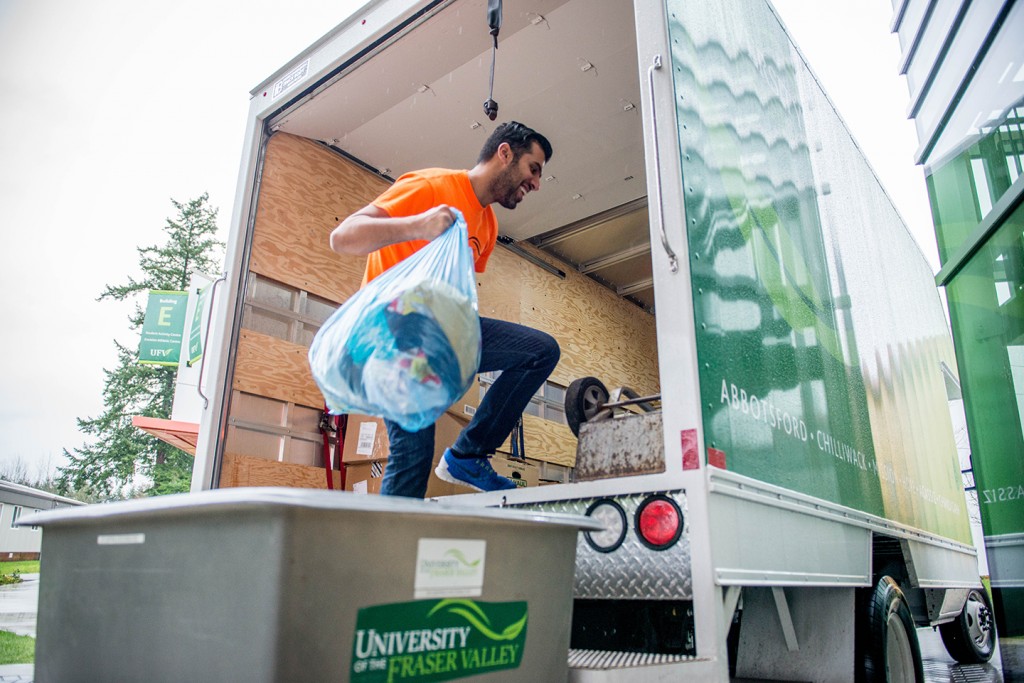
[381,317,560,497]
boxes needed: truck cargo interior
[224,0,663,484]
[269,0,652,310]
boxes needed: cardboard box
[340,377,479,464]
[491,454,539,488]
[428,420,538,494]
[341,415,389,463]
[341,412,539,496]
[341,413,524,497]
[426,413,475,497]
[344,460,385,493]
[345,454,468,497]
[341,413,474,497]
[446,376,482,420]
[534,459,573,484]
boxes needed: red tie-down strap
[319,407,346,490]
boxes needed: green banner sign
[351,599,527,682]
[139,290,187,366]
[187,284,211,366]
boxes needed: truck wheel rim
[581,385,606,419]
[964,591,993,651]
[885,614,915,682]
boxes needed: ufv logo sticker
[351,598,528,682]
[415,539,486,599]
[444,548,480,567]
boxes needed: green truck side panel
[667,0,972,544]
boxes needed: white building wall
[0,502,43,556]
[0,481,86,558]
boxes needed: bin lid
[21,487,603,531]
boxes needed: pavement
[0,573,37,682]
[0,665,32,683]
[0,571,1018,682]
[0,574,38,639]
[917,622,1009,682]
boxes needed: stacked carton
[341,377,544,495]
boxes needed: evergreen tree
[58,195,223,499]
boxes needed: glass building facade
[893,0,1024,637]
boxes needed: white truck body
[193,0,988,679]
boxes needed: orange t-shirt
[362,168,498,284]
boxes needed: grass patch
[0,561,39,585]
[0,631,34,664]
[0,562,39,576]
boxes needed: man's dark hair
[478,121,553,164]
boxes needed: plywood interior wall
[478,244,659,467]
[224,132,658,483]
[222,452,341,490]
[224,133,386,488]
[479,243,659,395]
[233,330,323,409]
[248,133,388,303]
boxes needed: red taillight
[636,496,682,550]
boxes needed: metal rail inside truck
[190,0,996,680]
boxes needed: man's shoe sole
[434,457,485,492]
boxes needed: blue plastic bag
[309,209,481,431]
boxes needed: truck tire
[939,588,995,663]
[856,576,924,683]
[565,377,609,437]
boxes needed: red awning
[131,416,199,456]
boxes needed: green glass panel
[928,98,1024,265]
[666,0,971,543]
[945,202,1024,538]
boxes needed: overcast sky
[0,0,934,480]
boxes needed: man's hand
[330,204,455,255]
[417,204,456,242]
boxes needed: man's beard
[492,164,523,210]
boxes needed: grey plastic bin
[23,487,601,682]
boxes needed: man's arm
[329,204,455,256]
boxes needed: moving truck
[189,0,996,679]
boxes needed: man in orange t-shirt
[330,121,558,497]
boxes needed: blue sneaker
[435,449,517,492]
